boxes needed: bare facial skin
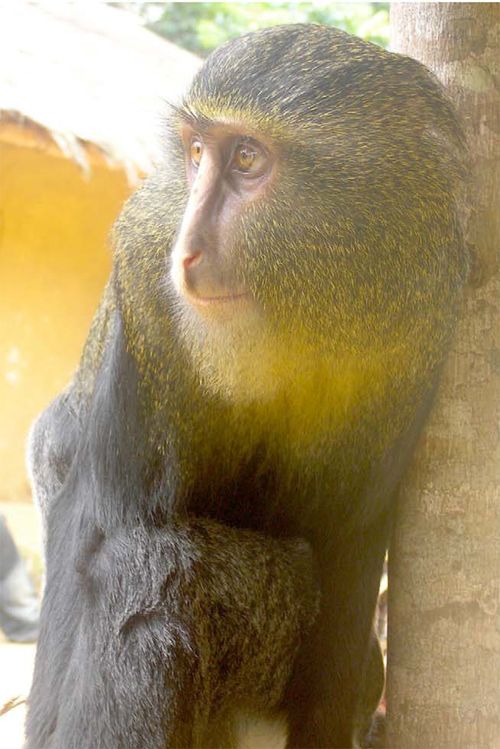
[170,124,276,319]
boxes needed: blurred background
[0,2,388,744]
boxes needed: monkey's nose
[183,252,202,270]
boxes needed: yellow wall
[0,139,132,502]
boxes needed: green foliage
[144,2,390,57]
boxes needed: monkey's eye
[190,138,203,168]
[231,140,266,175]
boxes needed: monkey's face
[170,122,277,324]
[166,119,290,402]
[167,114,357,404]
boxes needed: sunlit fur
[26,24,467,749]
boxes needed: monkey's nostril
[183,252,202,270]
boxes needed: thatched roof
[0,1,201,182]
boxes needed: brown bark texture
[387,4,500,749]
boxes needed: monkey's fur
[25,24,467,749]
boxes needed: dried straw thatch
[0,1,201,182]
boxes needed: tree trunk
[387,4,500,748]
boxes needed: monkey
[25,23,467,749]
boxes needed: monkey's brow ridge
[171,102,215,132]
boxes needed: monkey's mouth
[189,292,248,306]
[181,287,251,317]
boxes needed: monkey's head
[115,25,467,407]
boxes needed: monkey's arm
[285,515,388,749]
[284,392,437,749]
[26,519,319,749]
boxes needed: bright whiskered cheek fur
[26,22,467,749]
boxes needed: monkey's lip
[183,289,249,308]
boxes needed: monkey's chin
[171,293,285,404]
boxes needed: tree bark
[387,4,500,748]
